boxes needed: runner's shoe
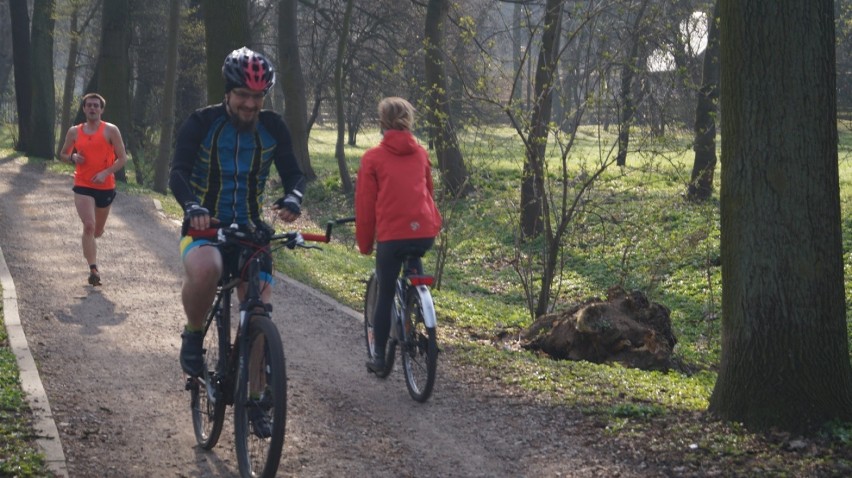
[88,269,102,286]
[179,330,204,377]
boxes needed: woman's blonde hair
[378,97,415,131]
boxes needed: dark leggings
[372,237,435,357]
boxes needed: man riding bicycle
[169,47,305,433]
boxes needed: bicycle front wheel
[401,289,438,402]
[234,315,287,478]
[364,272,394,378]
[190,306,226,449]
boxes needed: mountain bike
[330,217,439,402]
[184,223,327,478]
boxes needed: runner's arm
[58,127,78,164]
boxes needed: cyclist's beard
[225,102,259,132]
[230,113,258,132]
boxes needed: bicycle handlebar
[187,224,327,250]
[187,216,356,247]
[323,216,355,242]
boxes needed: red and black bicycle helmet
[222,47,276,95]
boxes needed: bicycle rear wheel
[234,315,287,478]
[190,303,227,449]
[401,290,438,402]
[364,272,394,378]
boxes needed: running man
[58,92,128,286]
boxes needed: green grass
[0,282,49,476]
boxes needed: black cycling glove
[184,201,209,220]
[274,193,302,215]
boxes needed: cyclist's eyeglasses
[231,90,266,102]
[84,103,102,109]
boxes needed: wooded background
[2,0,852,435]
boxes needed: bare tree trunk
[175,0,206,135]
[9,0,32,152]
[306,82,322,134]
[59,5,80,156]
[424,0,472,198]
[59,1,99,133]
[520,0,562,238]
[511,2,523,107]
[333,0,354,195]
[279,0,315,179]
[687,1,720,201]
[201,0,249,103]
[76,56,100,126]
[0,2,12,98]
[615,0,648,167]
[97,0,131,182]
[29,0,57,159]
[710,0,852,433]
[154,0,181,194]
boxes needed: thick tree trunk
[279,0,315,179]
[97,0,131,182]
[201,0,249,103]
[9,0,32,152]
[29,0,56,159]
[687,2,720,201]
[424,0,472,198]
[0,2,12,98]
[129,3,167,187]
[711,0,852,433]
[154,0,181,194]
[175,0,206,135]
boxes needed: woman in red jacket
[356,97,442,374]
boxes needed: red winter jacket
[355,129,442,255]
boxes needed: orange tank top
[72,122,116,190]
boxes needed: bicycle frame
[202,245,268,405]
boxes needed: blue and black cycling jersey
[169,103,306,226]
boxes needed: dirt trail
[0,156,642,477]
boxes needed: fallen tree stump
[521,286,677,371]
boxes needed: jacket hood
[380,129,418,156]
